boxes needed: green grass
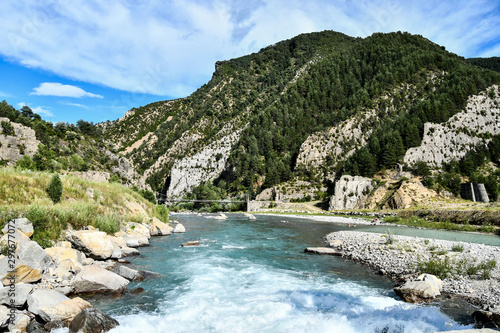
[419,256,497,280]
[0,167,169,247]
[383,216,497,234]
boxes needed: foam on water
[58,215,473,333]
[103,255,467,333]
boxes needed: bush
[16,155,34,170]
[46,173,63,203]
[139,189,157,204]
[154,204,169,222]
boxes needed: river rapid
[83,214,485,333]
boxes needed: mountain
[101,31,500,204]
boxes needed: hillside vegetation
[0,167,168,247]
[103,31,500,204]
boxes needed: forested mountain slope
[103,31,500,201]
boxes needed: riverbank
[325,231,500,311]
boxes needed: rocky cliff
[404,85,500,167]
[329,175,374,210]
[0,117,39,165]
[167,126,244,197]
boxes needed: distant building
[460,183,489,203]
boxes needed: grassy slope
[0,167,168,247]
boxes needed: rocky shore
[0,217,185,332]
[325,231,500,316]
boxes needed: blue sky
[0,0,499,124]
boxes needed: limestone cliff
[329,175,374,210]
[167,127,244,198]
[255,180,326,202]
[404,85,500,167]
[0,117,39,165]
[296,73,444,178]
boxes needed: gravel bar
[325,231,500,310]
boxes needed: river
[84,213,493,332]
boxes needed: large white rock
[72,265,129,294]
[329,175,374,210]
[150,218,173,236]
[124,222,151,239]
[167,129,243,198]
[172,223,185,233]
[65,230,116,260]
[394,274,442,303]
[1,218,34,237]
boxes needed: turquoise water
[88,214,482,333]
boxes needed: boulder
[65,230,115,260]
[243,213,257,220]
[45,247,84,266]
[123,237,140,248]
[2,218,34,237]
[1,264,41,285]
[394,274,442,302]
[150,218,173,236]
[213,214,227,220]
[304,247,342,256]
[120,247,140,257]
[472,309,500,328]
[8,310,31,333]
[69,307,119,333]
[124,222,151,239]
[72,265,129,294]
[0,283,33,308]
[129,233,149,246]
[17,240,54,272]
[28,289,92,323]
[113,265,144,281]
[172,223,185,233]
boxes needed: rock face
[255,180,327,202]
[295,78,441,178]
[404,85,500,167]
[72,266,129,294]
[394,274,443,303]
[167,128,243,198]
[0,117,40,166]
[329,175,374,210]
[69,307,119,333]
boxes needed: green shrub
[139,189,157,204]
[16,155,34,170]
[154,204,169,222]
[46,173,63,203]
[451,244,464,252]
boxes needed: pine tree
[46,173,63,203]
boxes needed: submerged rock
[69,307,119,333]
[182,241,200,247]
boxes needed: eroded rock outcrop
[329,175,374,210]
[404,85,500,167]
[167,128,243,198]
[0,117,39,165]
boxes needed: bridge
[155,193,254,211]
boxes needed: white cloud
[17,102,54,117]
[0,1,499,97]
[31,82,103,98]
[60,102,89,109]
[0,91,14,98]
